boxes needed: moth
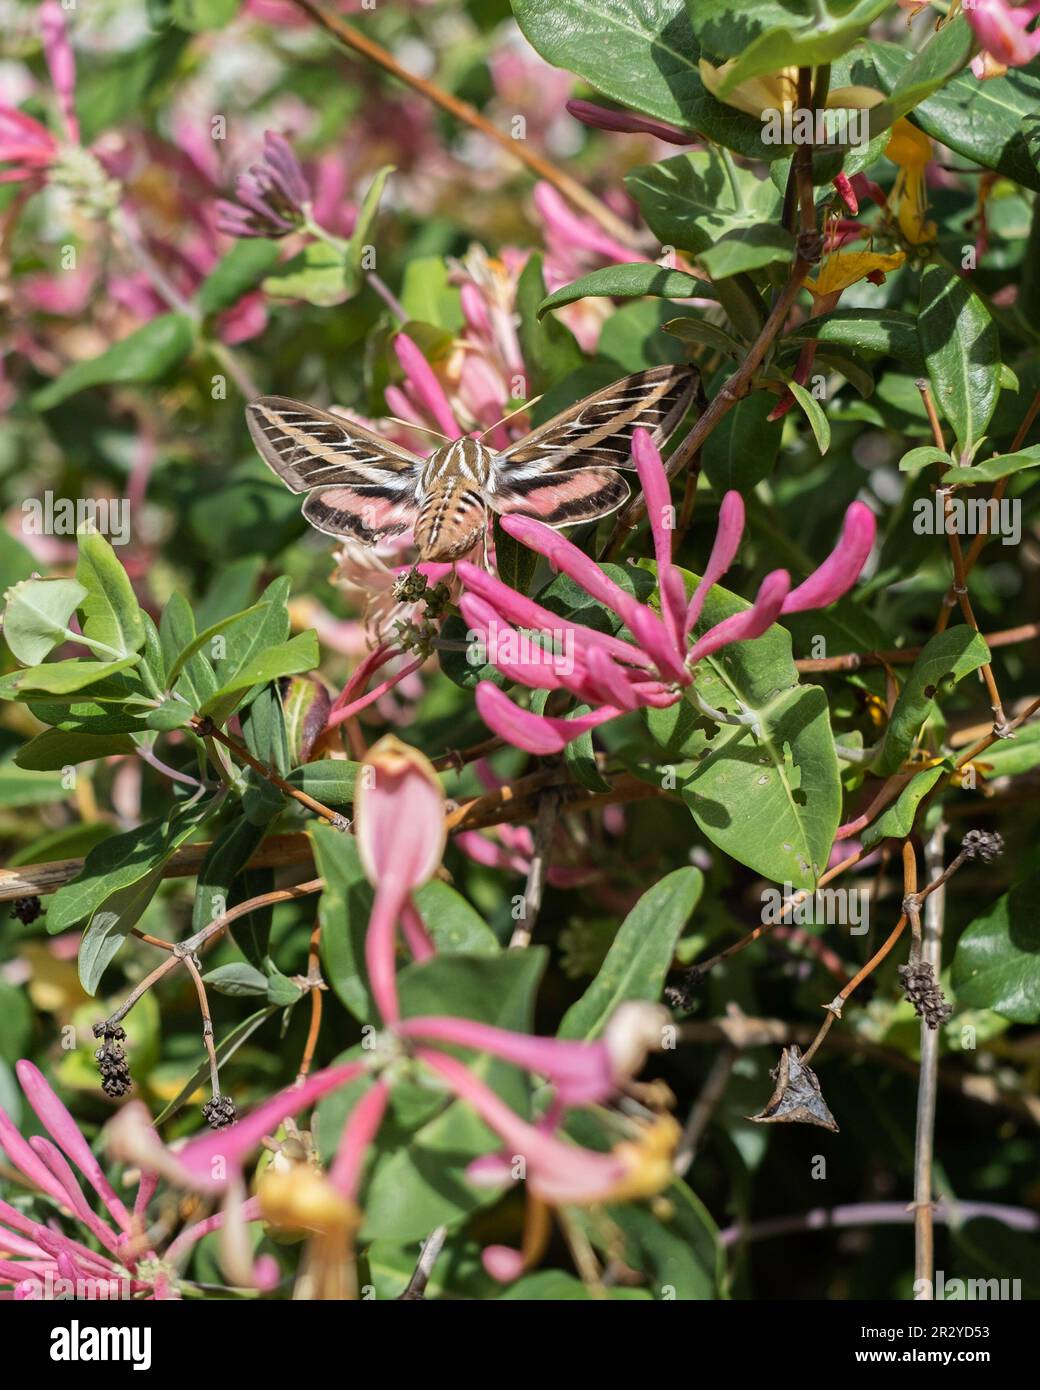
[245,362,698,563]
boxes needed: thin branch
[288,0,642,250]
[193,717,349,829]
[793,620,1040,673]
[399,1226,447,1300]
[913,823,946,1297]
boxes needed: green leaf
[701,390,782,493]
[513,0,777,160]
[14,729,135,771]
[283,759,360,809]
[202,962,269,997]
[493,515,538,597]
[787,308,924,371]
[626,151,788,268]
[267,973,303,1007]
[899,446,953,473]
[788,381,831,454]
[343,165,394,294]
[664,316,745,359]
[516,253,583,391]
[876,630,991,775]
[192,815,267,933]
[399,257,464,331]
[918,265,1001,458]
[652,571,841,888]
[953,868,1040,1023]
[538,263,703,318]
[699,223,794,280]
[48,801,210,935]
[559,867,703,1039]
[866,16,975,141]
[942,445,1040,487]
[197,239,280,315]
[145,700,194,732]
[872,33,1040,191]
[76,529,146,659]
[1,578,88,665]
[199,630,319,726]
[77,802,213,992]
[0,980,32,1064]
[0,760,67,808]
[262,240,352,308]
[0,657,140,697]
[31,314,194,411]
[861,764,947,851]
[689,0,892,89]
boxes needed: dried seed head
[663,965,705,1012]
[960,829,1004,863]
[898,960,953,1030]
[10,896,42,925]
[202,1096,237,1130]
[93,1024,132,1099]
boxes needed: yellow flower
[699,60,882,122]
[601,1114,681,1203]
[885,118,937,245]
[258,1166,359,1237]
[805,248,907,302]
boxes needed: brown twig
[193,718,349,828]
[916,381,1008,732]
[297,919,326,1083]
[793,621,1040,673]
[288,0,642,250]
[935,387,1040,632]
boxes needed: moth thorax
[420,436,494,491]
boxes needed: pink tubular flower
[40,1,79,144]
[0,1061,278,1299]
[0,107,58,186]
[965,0,1040,72]
[566,99,693,145]
[458,429,876,753]
[354,735,446,1023]
[397,1001,666,1107]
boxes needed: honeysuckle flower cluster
[0,736,678,1298]
[457,430,876,754]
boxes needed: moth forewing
[496,363,698,476]
[246,396,422,494]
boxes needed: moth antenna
[383,416,452,442]
[478,394,544,440]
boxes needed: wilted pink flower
[458,430,876,753]
[217,130,311,238]
[965,0,1040,73]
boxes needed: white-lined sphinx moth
[245,363,698,563]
